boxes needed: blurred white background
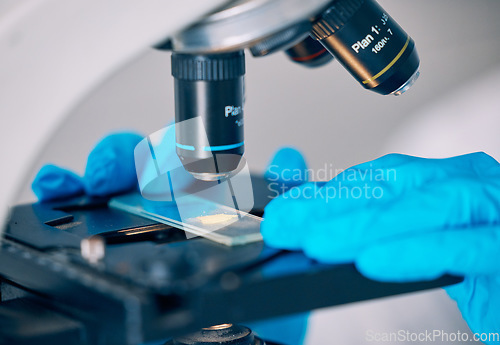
[8,0,500,343]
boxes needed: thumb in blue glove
[262,152,500,343]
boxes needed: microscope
[164,0,420,181]
[1,1,448,345]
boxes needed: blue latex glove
[262,152,500,343]
[32,132,143,201]
[33,136,310,344]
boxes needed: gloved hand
[32,133,310,345]
[262,152,500,343]
[32,132,143,201]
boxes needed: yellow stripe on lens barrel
[362,35,410,84]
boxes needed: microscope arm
[0,0,229,228]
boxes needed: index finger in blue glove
[32,164,84,202]
[302,173,500,262]
[262,152,500,262]
[84,132,143,197]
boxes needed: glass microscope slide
[109,193,263,246]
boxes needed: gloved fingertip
[265,147,308,185]
[32,164,84,202]
[85,147,128,196]
[85,132,143,196]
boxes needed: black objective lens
[311,0,420,95]
[171,51,245,181]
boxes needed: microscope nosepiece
[171,51,245,181]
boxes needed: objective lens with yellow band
[311,0,420,96]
